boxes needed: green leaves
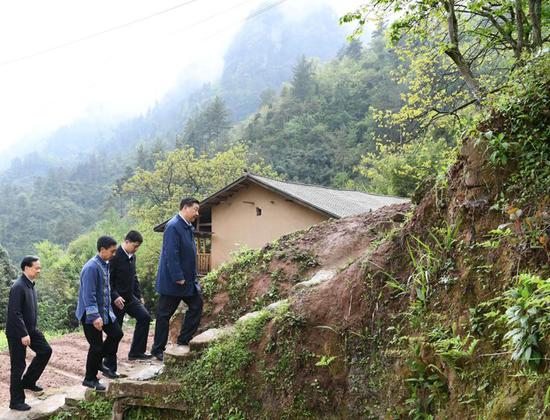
[485,131,516,166]
[503,273,550,368]
[172,310,272,418]
[315,355,337,367]
[123,144,277,224]
[484,53,550,207]
[357,135,456,197]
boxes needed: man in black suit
[103,231,152,373]
[6,256,52,411]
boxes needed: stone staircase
[0,269,337,419]
[0,358,163,420]
[0,328,158,419]
[108,269,337,417]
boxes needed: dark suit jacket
[155,214,197,297]
[5,275,38,338]
[109,245,143,303]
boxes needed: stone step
[125,361,164,381]
[109,380,186,419]
[64,386,90,406]
[236,311,263,324]
[234,300,288,327]
[0,385,86,420]
[293,269,336,290]
[108,379,181,399]
[265,299,288,312]
[164,344,195,365]
[0,358,169,420]
[189,326,235,352]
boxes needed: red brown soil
[169,203,411,341]
[0,326,155,408]
[248,128,550,417]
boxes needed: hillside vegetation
[121,53,550,419]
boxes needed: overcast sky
[0,0,364,158]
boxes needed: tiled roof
[246,174,409,218]
[154,173,409,232]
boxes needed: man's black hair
[97,236,117,252]
[20,256,39,271]
[125,230,143,243]
[180,197,199,210]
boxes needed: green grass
[0,330,6,352]
[0,329,74,352]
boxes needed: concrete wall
[211,183,328,267]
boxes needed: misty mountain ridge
[1,1,349,180]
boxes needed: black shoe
[82,379,106,391]
[100,364,120,379]
[22,383,43,392]
[128,352,153,360]
[10,402,31,411]
[151,351,163,362]
[176,341,189,346]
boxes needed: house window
[256,207,262,216]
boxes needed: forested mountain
[238,34,405,186]
[1,2,346,177]
[0,1,350,263]
[0,153,124,260]
[219,4,347,120]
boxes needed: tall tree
[291,56,317,101]
[337,38,363,61]
[123,144,277,224]
[342,0,548,102]
[203,96,232,149]
[182,97,232,153]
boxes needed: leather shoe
[151,351,163,362]
[128,352,153,360]
[23,383,43,392]
[10,402,31,411]
[100,364,120,379]
[82,379,106,391]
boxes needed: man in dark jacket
[151,197,203,361]
[6,256,52,411]
[103,230,152,373]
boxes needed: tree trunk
[515,0,524,55]
[528,0,543,48]
[444,0,482,100]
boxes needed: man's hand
[176,279,186,286]
[21,335,31,346]
[140,297,145,305]
[93,317,104,331]
[114,296,125,310]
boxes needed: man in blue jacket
[151,197,202,361]
[75,236,123,390]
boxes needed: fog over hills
[0,0,352,176]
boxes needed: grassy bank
[0,329,74,352]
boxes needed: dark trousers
[104,299,151,371]
[8,330,52,405]
[151,292,203,354]
[81,318,123,381]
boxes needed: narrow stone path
[0,268,340,418]
[0,326,157,419]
